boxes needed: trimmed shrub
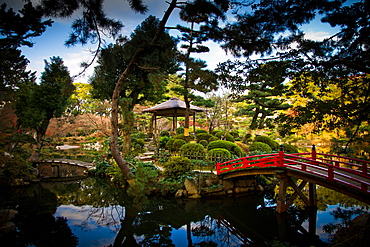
[283,143,299,153]
[173,134,185,140]
[172,139,186,151]
[159,136,170,148]
[211,130,223,135]
[214,131,235,142]
[208,148,231,161]
[176,127,184,134]
[165,138,186,151]
[199,139,208,147]
[255,136,279,150]
[209,136,219,142]
[249,142,272,153]
[207,140,244,156]
[196,133,214,142]
[180,143,206,159]
[162,156,191,178]
[160,130,170,137]
[195,129,208,134]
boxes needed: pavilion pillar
[193,112,196,134]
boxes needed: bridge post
[276,172,289,213]
[311,145,316,160]
[279,145,285,167]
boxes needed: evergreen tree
[218,61,291,129]
[15,57,74,161]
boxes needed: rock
[188,193,202,199]
[255,184,264,192]
[184,178,199,195]
[235,179,255,187]
[222,180,234,191]
[233,187,253,194]
[203,191,226,198]
[0,221,16,234]
[175,189,186,199]
[10,178,29,186]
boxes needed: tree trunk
[28,131,44,162]
[110,0,177,180]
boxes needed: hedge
[249,142,272,153]
[207,140,244,156]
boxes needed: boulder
[235,179,255,187]
[222,180,234,191]
[184,178,199,195]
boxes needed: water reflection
[0,178,369,247]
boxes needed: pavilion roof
[141,97,206,117]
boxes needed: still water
[1,177,369,247]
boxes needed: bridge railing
[217,146,370,193]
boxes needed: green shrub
[196,133,214,142]
[195,129,208,134]
[207,140,244,156]
[208,148,231,161]
[180,143,206,159]
[214,131,235,142]
[160,130,170,137]
[172,134,185,140]
[255,136,279,150]
[211,129,222,135]
[159,136,170,148]
[199,140,208,147]
[249,142,272,153]
[209,136,219,142]
[162,156,191,178]
[282,143,299,153]
[166,139,186,151]
[176,127,184,134]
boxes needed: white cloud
[304,31,331,41]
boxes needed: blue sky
[3,0,343,84]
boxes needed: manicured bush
[214,131,235,142]
[209,136,219,142]
[160,130,170,137]
[162,156,191,178]
[211,129,223,135]
[199,139,208,147]
[208,148,231,161]
[159,136,170,148]
[165,138,186,152]
[195,129,208,134]
[207,140,244,156]
[176,127,184,134]
[255,136,279,150]
[196,133,214,142]
[235,142,249,154]
[180,143,206,159]
[249,142,272,153]
[282,143,299,153]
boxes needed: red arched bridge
[216,146,370,212]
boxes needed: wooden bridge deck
[217,148,370,208]
[38,158,95,170]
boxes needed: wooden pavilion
[142,97,206,135]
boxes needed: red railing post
[328,166,334,181]
[279,145,285,167]
[311,145,316,161]
[362,162,368,176]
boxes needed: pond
[1,177,369,247]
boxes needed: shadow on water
[0,178,368,246]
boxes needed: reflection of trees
[1,184,78,247]
[323,207,370,247]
